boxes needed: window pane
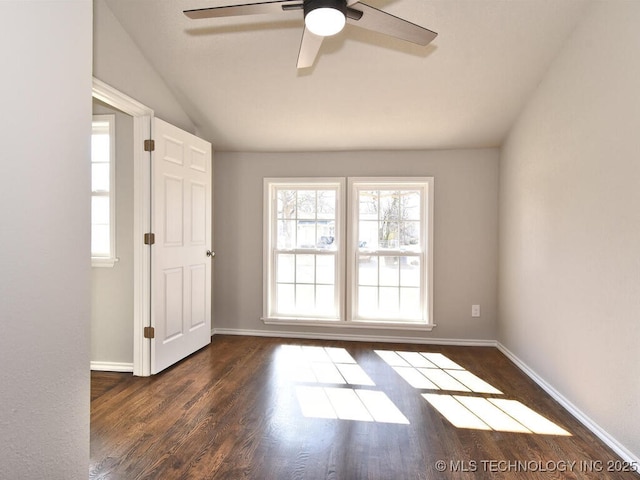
[400,288,421,319]
[379,287,400,316]
[358,286,378,317]
[277,220,295,249]
[276,254,295,283]
[92,116,115,262]
[400,257,421,287]
[316,255,335,285]
[297,190,316,219]
[91,224,110,256]
[92,163,110,192]
[401,191,421,221]
[91,133,109,163]
[358,257,378,286]
[359,220,378,250]
[359,188,422,251]
[379,191,400,221]
[296,221,316,248]
[316,285,335,315]
[277,190,297,218]
[400,221,420,249]
[277,284,295,314]
[296,284,315,312]
[379,221,399,249]
[379,257,399,286]
[317,190,336,219]
[316,220,335,249]
[296,254,315,284]
[92,196,110,225]
[359,190,378,215]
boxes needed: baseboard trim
[497,343,639,466]
[90,361,134,373]
[212,327,497,347]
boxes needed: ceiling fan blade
[184,1,302,20]
[297,27,324,69]
[346,3,437,46]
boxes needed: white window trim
[262,176,435,331]
[347,177,435,328]
[91,114,117,268]
[263,178,346,322]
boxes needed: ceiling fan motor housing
[303,0,348,17]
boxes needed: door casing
[92,77,153,376]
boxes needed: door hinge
[143,326,155,339]
[144,232,155,245]
[144,139,155,152]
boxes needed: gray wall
[91,100,134,366]
[0,1,92,478]
[214,149,499,341]
[499,1,640,459]
[93,0,195,135]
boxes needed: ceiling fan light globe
[305,7,346,37]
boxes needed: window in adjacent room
[264,176,434,328]
[91,114,116,267]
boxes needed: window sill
[92,257,119,268]
[262,317,436,332]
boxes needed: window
[91,114,116,267]
[350,178,433,324]
[264,179,344,320]
[264,177,434,328]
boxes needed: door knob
[206,250,215,257]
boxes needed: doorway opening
[92,78,153,376]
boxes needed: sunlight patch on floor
[423,394,492,430]
[375,349,503,395]
[423,394,571,436]
[488,399,571,436]
[336,363,376,386]
[279,345,375,386]
[446,369,502,395]
[280,345,408,424]
[392,366,439,389]
[296,386,410,424]
[375,349,570,436]
[454,396,531,433]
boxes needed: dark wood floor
[91,335,639,479]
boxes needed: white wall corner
[497,343,640,466]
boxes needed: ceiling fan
[184,0,437,69]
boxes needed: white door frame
[92,77,153,376]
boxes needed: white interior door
[151,118,212,374]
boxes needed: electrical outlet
[471,305,481,318]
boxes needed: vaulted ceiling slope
[104,0,590,152]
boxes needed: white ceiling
[104,0,590,152]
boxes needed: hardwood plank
[91,336,639,479]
